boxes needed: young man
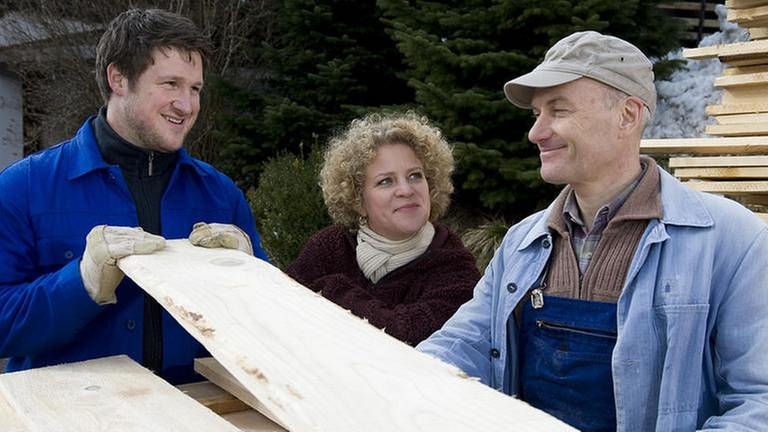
[0,9,268,384]
[418,31,768,430]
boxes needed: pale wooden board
[119,241,576,432]
[195,358,287,431]
[684,180,768,193]
[721,64,768,75]
[705,122,768,136]
[178,380,251,414]
[720,57,768,67]
[748,27,768,39]
[178,380,285,431]
[640,136,768,154]
[669,155,768,167]
[715,71,768,88]
[0,385,26,431]
[714,39,768,60]
[0,355,241,432]
[707,102,768,115]
[223,410,289,432]
[721,86,768,105]
[727,0,768,9]
[683,44,720,60]
[758,212,768,223]
[714,112,768,124]
[674,166,768,178]
[728,5,768,26]
[659,1,718,12]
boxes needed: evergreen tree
[218,0,412,186]
[378,0,683,219]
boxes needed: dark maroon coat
[286,223,480,346]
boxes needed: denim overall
[519,295,618,431]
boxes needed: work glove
[188,222,253,256]
[80,225,166,305]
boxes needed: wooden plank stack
[642,0,768,223]
[659,1,723,44]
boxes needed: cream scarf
[356,222,435,283]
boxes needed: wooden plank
[178,380,251,415]
[720,86,768,105]
[748,27,768,39]
[669,155,768,167]
[684,180,768,193]
[715,71,768,87]
[675,16,721,29]
[721,64,768,75]
[685,40,768,61]
[195,358,287,431]
[707,102,768,115]
[659,2,718,12]
[729,5,768,27]
[674,166,768,178]
[757,212,768,222]
[222,410,289,432]
[727,0,768,9]
[178,380,286,432]
[705,122,768,136]
[119,241,576,432]
[687,39,768,63]
[0,355,240,431]
[0,385,25,432]
[714,112,768,124]
[640,136,768,154]
[683,44,720,60]
[194,357,286,429]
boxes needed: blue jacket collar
[66,116,207,180]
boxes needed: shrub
[248,147,331,270]
[460,216,509,272]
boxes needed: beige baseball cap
[503,31,656,116]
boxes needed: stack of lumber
[642,0,768,223]
[659,1,723,45]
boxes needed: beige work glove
[188,222,253,256]
[79,225,166,305]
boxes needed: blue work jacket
[0,118,268,384]
[418,168,768,431]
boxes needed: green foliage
[248,147,331,270]
[460,216,510,271]
[217,0,413,185]
[378,0,684,219]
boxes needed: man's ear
[106,63,128,96]
[618,96,644,133]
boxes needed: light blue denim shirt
[418,167,768,431]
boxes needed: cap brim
[504,69,583,108]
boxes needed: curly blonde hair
[320,112,455,228]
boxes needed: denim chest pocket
[653,302,709,414]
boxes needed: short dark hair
[95,8,212,103]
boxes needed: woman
[287,112,480,346]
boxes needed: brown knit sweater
[286,223,480,346]
[545,157,663,302]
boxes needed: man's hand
[80,225,166,305]
[188,222,253,256]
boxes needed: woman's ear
[106,63,128,96]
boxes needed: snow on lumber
[119,240,576,432]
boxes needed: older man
[418,31,768,431]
